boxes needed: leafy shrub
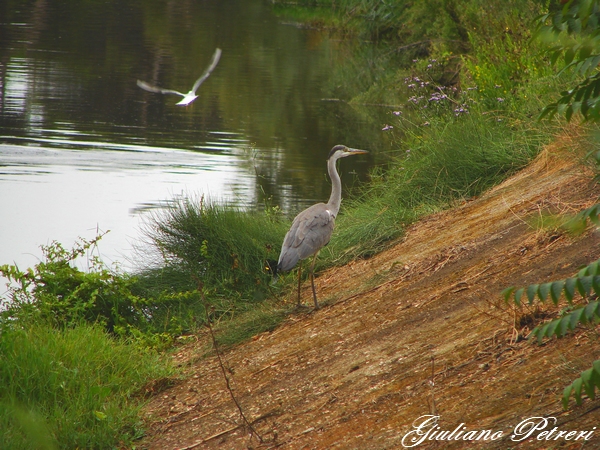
[1,238,138,333]
[535,0,600,120]
[0,235,196,346]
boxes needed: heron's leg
[296,260,303,307]
[310,252,320,310]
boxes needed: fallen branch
[176,410,281,450]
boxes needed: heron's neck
[326,156,342,216]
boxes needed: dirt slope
[141,130,600,449]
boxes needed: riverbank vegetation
[2,0,598,447]
[278,0,565,264]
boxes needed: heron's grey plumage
[277,203,335,272]
[277,144,368,309]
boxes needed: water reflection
[0,0,392,273]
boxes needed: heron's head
[328,144,369,160]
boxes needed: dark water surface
[0,0,391,274]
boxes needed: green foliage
[275,0,552,105]
[503,259,600,407]
[0,323,172,449]
[462,5,553,102]
[554,200,600,234]
[540,71,600,120]
[322,109,547,267]
[138,196,287,311]
[0,240,176,447]
[531,301,600,342]
[502,259,600,306]
[212,303,289,349]
[576,202,600,225]
[273,0,541,63]
[534,0,600,71]
[496,0,600,411]
[1,235,136,332]
[563,360,600,408]
[0,235,198,347]
[541,200,600,234]
[535,0,600,120]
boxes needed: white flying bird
[137,48,222,106]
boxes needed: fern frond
[503,259,600,305]
[563,360,600,409]
[574,203,600,227]
[530,301,600,343]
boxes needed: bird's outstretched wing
[136,80,184,97]
[191,48,222,94]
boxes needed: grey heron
[137,48,222,106]
[277,145,368,309]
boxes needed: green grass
[212,300,290,349]
[136,196,287,302]
[0,322,173,449]
[279,0,565,271]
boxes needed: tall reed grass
[321,111,555,267]
[135,197,288,314]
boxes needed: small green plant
[1,234,137,332]
[535,0,600,121]
[503,259,600,309]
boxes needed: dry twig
[194,277,264,445]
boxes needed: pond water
[0,0,393,279]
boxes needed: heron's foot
[294,301,310,311]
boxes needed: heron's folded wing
[289,205,335,260]
[278,203,335,271]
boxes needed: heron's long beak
[347,147,368,155]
